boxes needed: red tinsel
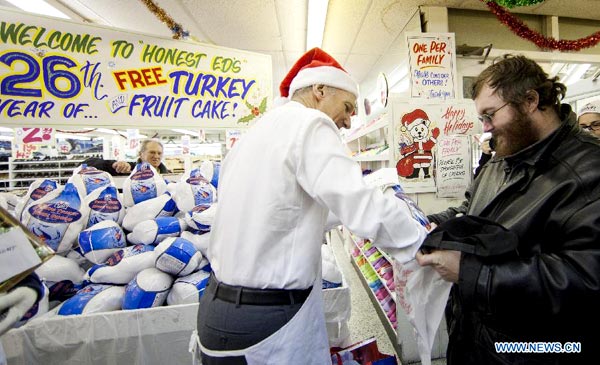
[483,0,600,51]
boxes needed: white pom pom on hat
[279,47,359,99]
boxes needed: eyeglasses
[580,120,600,132]
[477,102,510,124]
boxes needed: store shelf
[349,234,396,302]
[345,114,389,143]
[353,151,390,162]
[350,257,402,357]
[0,157,87,192]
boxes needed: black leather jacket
[436,105,600,364]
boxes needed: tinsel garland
[492,0,545,8]
[138,0,189,39]
[484,0,600,51]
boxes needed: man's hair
[471,54,567,114]
[137,139,163,163]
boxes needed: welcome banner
[0,9,272,129]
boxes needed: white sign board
[0,8,272,129]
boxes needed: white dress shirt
[208,101,427,289]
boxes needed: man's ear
[524,89,540,113]
[313,84,326,99]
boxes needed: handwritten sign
[226,129,241,150]
[435,135,471,199]
[406,33,457,100]
[12,127,55,158]
[391,99,480,193]
[0,8,272,129]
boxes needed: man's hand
[0,286,37,335]
[416,249,461,283]
[112,161,132,174]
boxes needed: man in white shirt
[197,48,427,364]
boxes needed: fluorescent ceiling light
[5,0,70,19]
[55,133,91,140]
[0,136,14,141]
[172,129,201,137]
[0,127,13,133]
[306,0,329,50]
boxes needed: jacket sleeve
[459,198,600,321]
[81,157,120,175]
[427,185,472,225]
[296,117,427,263]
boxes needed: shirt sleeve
[296,116,427,263]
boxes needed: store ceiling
[2,0,599,95]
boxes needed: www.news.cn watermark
[495,342,581,354]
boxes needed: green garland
[490,0,545,8]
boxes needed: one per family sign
[0,8,272,129]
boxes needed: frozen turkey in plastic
[122,162,167,207]
[154,237,202,276]
[68,165,115,197]
[122,267,173,310]
[173,168,216,212]
[22,182,87,254]
[35,254,85,285]
[184,203,217,233]
[57,284,125,315]
[122,193,177,231]
[16,179,60,222]
[85,244,156,285]
[180,230,210,258]
[81,185,125,228]
[166,269,211,305]
[127,216,187,245]
[78,220,127,264]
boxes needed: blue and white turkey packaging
[22,182,87,253]
[184,203,216,233]
[121,193,178,231]
[85,244,156,285]
[154,237,202,276]
[200,160,220,189]
[174,168,216,212]
[16,179,60,222]
[14,282,50,328]
[166,269,211,305]
[78,220,127,264]
[122,162,167,207]
[57,284,125,316]
[122,267,173,310]
[127,216,187,245]
[35,254,86,305]
[81,185,125,228]
[180,230,210,257]
[68,165,115,198]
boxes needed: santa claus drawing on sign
[396,109,440,179]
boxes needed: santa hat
[578,100,600,116]
[401,109,429,131]
[279,48,359,99]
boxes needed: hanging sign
[226,129,241,150]
[12,127,55,159]
[0,8,272,129]
[435,135,472,199]
[406,33,458,100]
[391,99,480,193]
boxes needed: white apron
[191,281,330,365]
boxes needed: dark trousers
[197,278,303,364]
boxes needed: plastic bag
[394,259,451,365]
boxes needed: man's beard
[493,108,538,158]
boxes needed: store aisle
[328,229,447,365]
